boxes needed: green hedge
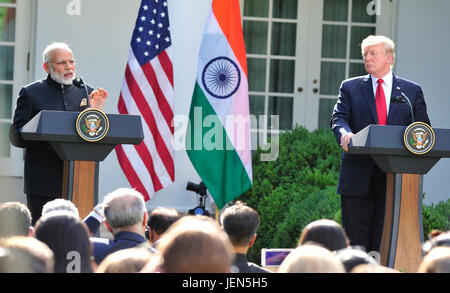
[236,126,450,264]
[422,198,450,237]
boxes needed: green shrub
[422,198,450,238]
[237,126,343,263]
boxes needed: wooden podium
[348,125,450,272]
[21,110,144,219]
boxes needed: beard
[49,67,75,85]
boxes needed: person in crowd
[9,42,108,225]
[96,247,153,273]
[0,202,34,237]
[146,207,180,249]
[334,246,379,272]
[350,263,399,273]
[0,236,54,273]
[143,215,234,273]
[297,219,350,252]
[90,188,152,264]
[42,198,79,218]
[422,231,450,256]
[417,247,450,273]
[330,35,430,252]
[41,198,104,236]
[34,211,93,273]
[278,244,345,273]
[220,201,271,273]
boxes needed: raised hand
[89,87,108,110]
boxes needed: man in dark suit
[220,201,271,273]
[146,206,180,249]
[90,188,154,265]
[330,35,430,253]
[9,42,107,225]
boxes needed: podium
[348,125,450,272]
[21,110,144,218]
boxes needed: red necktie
[376,78,387,125]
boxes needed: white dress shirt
[371,71,393,115]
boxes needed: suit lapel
[361,74,378,124]
[387,74,402,125]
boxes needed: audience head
[96,247,153,273]
[350,264,399,273]
[147,207,180,243]
[155,215,234,273]
[42,198,80,218]
[220,201,260,250]
[418,247,450,273]
[422,231,450,256]
[335,247,378,272]
[34,211,93,273]
[0,236,54,273]
[0,202,33,237]
[297,219,350,252]
[278,244,345,273]
[102,188,147,235]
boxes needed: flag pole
[215,206,220,222]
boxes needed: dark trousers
[341,165,386,253]
[26,195,59,226]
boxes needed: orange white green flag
[186,0,252,209]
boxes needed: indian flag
[186,0,252,210]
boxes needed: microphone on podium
[391,92,415,123]
[74,76,91,108]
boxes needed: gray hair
[42,199,79,218]
[361,35,396,68]
[42,42,73,64]
[102,188,146,230]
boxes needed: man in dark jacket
[220,201,271,273]
[90,188,153,265]
[9,42,107,225]
[330,35,430,252]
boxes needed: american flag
[116,0,174,201]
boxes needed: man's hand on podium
[89,88,108,110]
[340,132,355,152]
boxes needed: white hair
[361,35,396,67]
[42,199,79,218]
[102,188,146,231]
[42,42,73,64]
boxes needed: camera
[186,181,207,196]
[186,181,210,216]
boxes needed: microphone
[74,76,91,108]
[390,92,414,123]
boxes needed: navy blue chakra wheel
[202,56,241,99]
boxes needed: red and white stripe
[116,48,174,201]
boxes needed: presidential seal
[403,122,435,155]
[76,108,109,142]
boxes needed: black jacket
[233,253,271,273]
[9,75,93,196]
